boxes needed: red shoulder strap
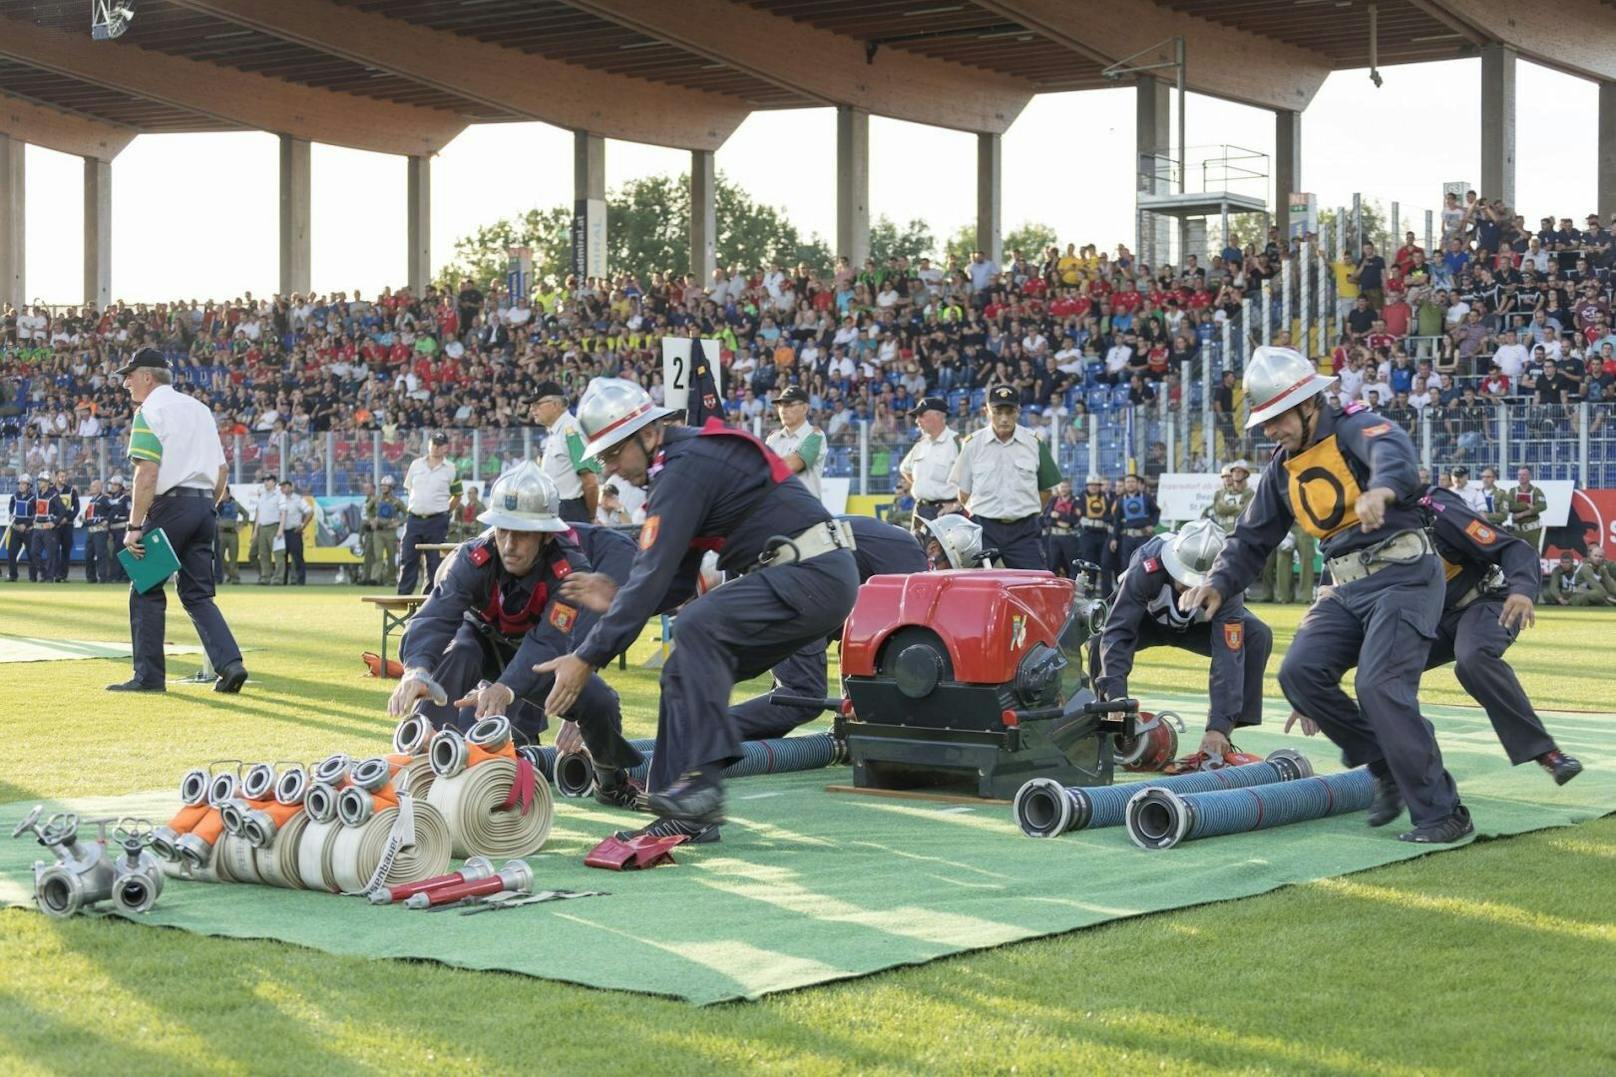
[696,418,794,483]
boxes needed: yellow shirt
[1333,260,1360,299]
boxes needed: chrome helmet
[577,377,674,461]
[922,513,986,570]
[1243,346,1336,429]
[1159,518,1227,588]
[476,461,569,532]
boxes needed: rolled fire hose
[174,806,227,868]
[1013,749,1314,838]
[328,799,452,893]
[426,720,552,859]
[215,832,263,884]
[296,817,345,892]
[1127,767,1377,850]
[552,732,847,799]
[391,716,438,797]
[151,768,211,860]
[251,810,310,889]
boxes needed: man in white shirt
[1105,340,1134,381]
[113,348,246,693]
[764,386,827,498]
[531,380,601,524]
[278,479,310,585]
[1448,465,1488,514]
[1491,329,1528,380]
[948,385,1063,569]
[251,472,285,584]
[898,396,960,535]
[398,432,463,594]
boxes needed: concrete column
[83,157,111,308]
[407,154,431,295]
[1480,44,1516,206]
[975,132,1002,265]
[690,148,716,283]
[1274,109,1302,239]
[0,135,22,311]
[836,106,869,266]
[278,135,312,294]
[1600,82,1616,223]
[1135,76,1171,269]
[573,131,606,279]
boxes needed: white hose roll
[216,832,262,885]
[296,818,344,892]
[252,811,309,890]
[393,756,435,800]
[328,802,452,892]
[425,758,553,859]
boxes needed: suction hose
[1126,767,1377,850]
[552,732,845,799]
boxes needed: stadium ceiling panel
[1159,0,1477,68]
[0,55,239,132]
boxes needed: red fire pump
[835,569,1137,799]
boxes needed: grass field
[0,585,1612,1076]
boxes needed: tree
[867,216,935,264]
[437,173,833,289]
[1004,221,1059,260]
[943,223,976,266]
[1316,201,1392,256]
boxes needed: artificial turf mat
[1,694,1609,1005]
[0,634,202,663]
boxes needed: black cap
[909,395,947,417]
[987,385,1019,408]
[1450,464,1469,477]
[776,385,809,405]
[430,432,449,445]
[533,381,565,401]
[114,347,168,377]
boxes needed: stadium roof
[2,0,1613,160]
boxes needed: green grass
[1,585,1613,1076]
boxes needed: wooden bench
[360,594,428,676]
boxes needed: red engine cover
[841,570,1076,685]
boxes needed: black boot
[1536,750,1583,786]
[213,661,249,694]
[1366,772,1404,827]
[1399,804,1474,844]
[646,768,726,826]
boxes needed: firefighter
[369,475,405,587]
[51,469,78,582]
[542,377,860,839]
[1180,345,1470,845]
[920,512,1003,571]
[1545,553,1612,606]
[1043,480,1082,575]
[82,479,110,583]
[1504,467,1546,551]
[1076,473,1112,586]
[948,385,1062,571]
[1203,461,1253,534]
[1109,472,1160,576]
[105,475,131,583]
[1268,524,1319,605]
[214,487,242,584]
[5,475,34,581]
[386,462,643,806]
[1097,519,1273,765]
[731,516,928,740]
[29,472,57,583]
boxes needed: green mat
[0,634,202,664]
[2,695,1611,1005]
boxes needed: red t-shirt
[1380,302,1411,338]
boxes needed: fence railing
[5,400,1612,502]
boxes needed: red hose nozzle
[404,860,531,909]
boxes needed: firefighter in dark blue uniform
[1109,473,1160,581]
[5,475,34,581]
[542,377,861,837]
[1181,346,1471,844]
[388,462,644,806]
[51,469,78,582]
[83,480,113,583]
[1076,473,1113,587]
[29,471,57,582]
[1098,519,1273,762]
[1418,486,1581,783]
[731,516,928,740]
[104,475,131,583]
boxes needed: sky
[15,56,1599,304]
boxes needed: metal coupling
[429,728,469,778]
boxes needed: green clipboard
[117,527,182,594]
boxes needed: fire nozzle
[369,856,495,905]
[404,860,532,909]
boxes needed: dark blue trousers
[729,635,829,740]
[29,529,55,581]
[54,525,72,581]
[109,529,129,581]
[1116,610,1272,735]
[86,530,111,583]
[650,550,859,790]
[397,512,448,594]
[6,526,31,580]
[976,514,1044,570]
[129,492,243,686]
[1424,598,1555,765]
[558,497,591,525]
[282,528,306,585]
[1278,556,1460,827]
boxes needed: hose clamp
[429,728,469,778]
[303,782,340,825]
[218,798,250,836]
[349,757,391,794]
[207,773,239,808]
[393,715,434,756]
[241,764,277,802]
[178,768,211,806]
[467,716,512,753]
[313,754,352,786]
[336,786,375,827]
[274,766,309,806]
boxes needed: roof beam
[0,15,465,156]
[0,92,135,161]
[1416,0,1616,83]
[974,0,1331,112]
[564,0,1031,134]
[166,0,749,150]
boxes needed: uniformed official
[920,513,1002,570]
[949,385,1062,571]
[1043,481,1082,575]
[1546,552,1613,606]
[82,479,110,582]
[532,382,601,525]
[1097,519,1273,763]
[387,463,645,806]
[541,377,860,839]
[1587,545,1616,595]
[765,386,827,500]
[355,480,378,585]
[898,396,960,537]
[4,475,34,581]
[29,471,57,583]
[1203,461,1253,534]
[731,516,929,739]
[1109,472,1161,574]
[368,475,405,587]
[1417,486,1582,783]
[1268,524,1319,605]
[1075,473,1113,586]
[452,485,485,543]
[51,469,78,583]
[398,432,462,594]
[113,347,247,693]
[250,473,284,585]
[214,488,242,584]
[279,480,309,585]
[1505,466,1547,552]
[1479,467,1509,529]
[1180,345,1470,844]
[105,475,130,583]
